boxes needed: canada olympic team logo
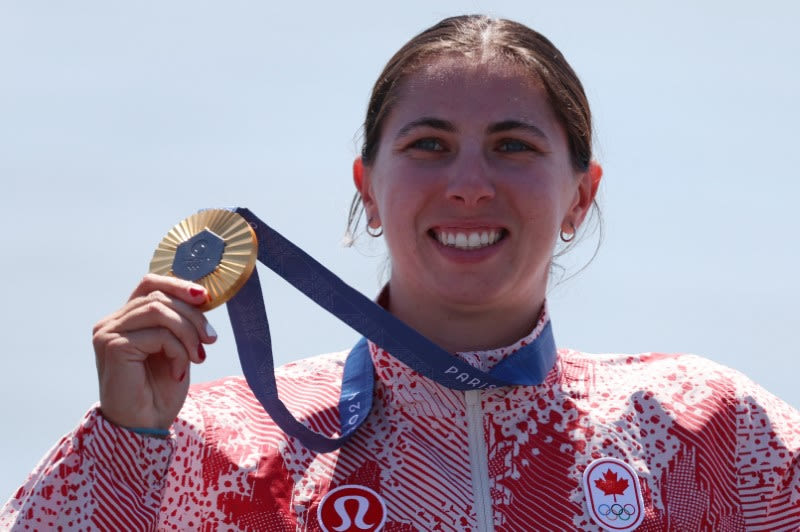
[317,485,387,532]
[582,457,644,531]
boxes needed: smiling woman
[355,57,597,354]
[2,13,799,532]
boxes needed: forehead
[413,54,541,86]
[389,55,554,124]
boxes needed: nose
[445,151,495,207]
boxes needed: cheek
[512,181,560,221]
[512,190,569,248]
[373,182,409,233]
[380,194,420,235]
[521,168,577,218]
[375,175,430,223]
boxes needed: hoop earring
[366,217,383,238]
[560,222,576,243]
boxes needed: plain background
[2,1,798,499]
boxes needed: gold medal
[149,209,257,311]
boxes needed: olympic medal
[149,209,257,311]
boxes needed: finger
[102,328,190,382]
[141,290,217,344]
[105,289,217,346]
[129,273,208,307]
[112,293,207,364]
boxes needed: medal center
[172,228,226,281]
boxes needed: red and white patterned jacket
[3,320,800,530]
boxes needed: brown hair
[346,14,597,245]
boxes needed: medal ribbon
[225,207,557,452]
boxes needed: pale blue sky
[2,1,798,499]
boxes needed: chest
[181,388,745,531]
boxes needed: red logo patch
[318,485,387,532]
[582,457,644,531]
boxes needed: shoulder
[560,348,739,377]
[555,349,800,431]
[558,350,800,525]
[559,349,764,397]
[558,348,800,437]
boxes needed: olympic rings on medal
[597,503,636,521]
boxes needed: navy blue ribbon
[225,208,557,452]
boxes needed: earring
[560,222,576,243]
[366,216,383,238]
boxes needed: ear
[564,161,602,230]
[353,157,381,228]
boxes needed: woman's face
[358,56,595,315]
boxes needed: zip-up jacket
[2,321,799,530]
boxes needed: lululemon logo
[318,485,387,532]
[582,457,644,531]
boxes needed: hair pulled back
[347,14,596,243]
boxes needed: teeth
[436,230,502,250]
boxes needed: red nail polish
[198,344,206,362]
[189,287,204,298]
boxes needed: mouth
[429,228,507,250]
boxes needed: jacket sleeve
[0,407,174,531]
[736,382,800,531]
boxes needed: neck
[382,284,545,354]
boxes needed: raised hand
[93,273,217,430]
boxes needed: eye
[497,139,534,153]
[410,138,445,151]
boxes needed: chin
[429,281,511,310]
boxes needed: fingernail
[198,344,206,362]
[205,321,217,339]
[178,370,186,382]
[189,287,205,298]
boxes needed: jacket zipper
[466,390,494,532]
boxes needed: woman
[3,15,799,531]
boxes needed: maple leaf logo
[594,469,629,502]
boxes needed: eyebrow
[396,117,456,139]
[487,120,548,140]
[395,117,549,141]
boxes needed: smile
[430,229,506,250]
